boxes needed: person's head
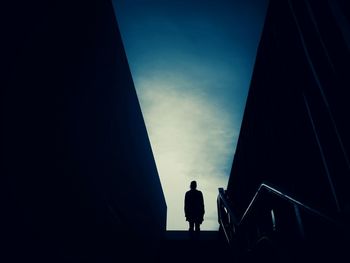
[190,180,197,190]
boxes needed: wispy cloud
[135,74,237,230]
[113,0,268,230]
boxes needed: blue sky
[113,0,268,230]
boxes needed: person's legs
[189,221,194,232]
[194,222,200,232]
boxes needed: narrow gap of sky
[112,0,268,230]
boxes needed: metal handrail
[218,182,343,244]
[218,188,239,225]
[239,183,339,226]
[217,188,238,243]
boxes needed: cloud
[113,0,268,230]
[135,74,237,230]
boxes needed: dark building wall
[2,1,166,261]
[227,0,350,219]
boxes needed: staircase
[155,231,235,263]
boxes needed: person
[184,180,205,234]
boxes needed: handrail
[218,188,239,225]
[217,188,239,244]
[239,183,339,226]
[218,182,344,244]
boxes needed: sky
[112,0,268,230]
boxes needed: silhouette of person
[184,180,205,234]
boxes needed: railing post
[293,204,305,240]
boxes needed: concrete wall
[2,1,166,261]
[226,0,350,219]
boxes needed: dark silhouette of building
[220,0,350,262]
[2,1,166,262]
[227,0,350,220]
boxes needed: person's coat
[184,189,204,223]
